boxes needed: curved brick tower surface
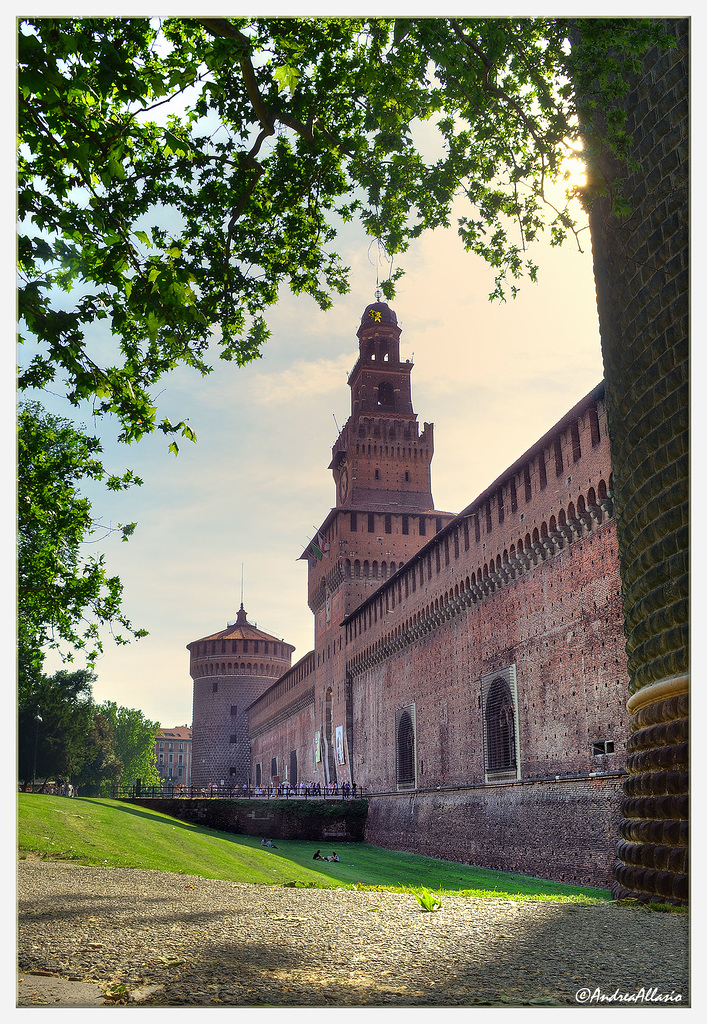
[189,605,294,790]
[583,19,689,903]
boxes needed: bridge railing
[114,783,364,800]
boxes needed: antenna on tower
[240,563,244,607]
[333,412,341,433]
[375,260,384,303]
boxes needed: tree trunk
[583,18,689,903]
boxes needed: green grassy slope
[18,794,610,902]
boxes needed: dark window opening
[485,676,516,773]
[538,452,547,490]
[402,515,409,535]
[554,437,563,476]
[589,404,601,446]
[571,421,582,462]
[229,733,237,744]
[396,707,416,789]
[350,511,358,531]
[404,470,410,482]
[289,750,298,786]
[271,757,278,779]
[419,516,426,536]
[231,705,238,716]
[377,381,395,408]
[510,478,517,514]
[368,512,375,532]
[212,681,218,693]
[385,514,392,534]
[524,465,532,502]
[591,740,614,756]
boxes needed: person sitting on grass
[313,849,324,860]
[326,852,339,862]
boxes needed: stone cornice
[626,673,689,714]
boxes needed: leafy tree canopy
[18,400,146,671]
[99,700,161,786]
[18,661,162,790]
[19,16,672,448]
[17,17,672,672]
[17,667,97,783]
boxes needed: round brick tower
[189,605,294,790]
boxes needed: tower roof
[359,300,398,327]
[188,604,294,649]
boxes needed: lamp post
[31,713,42,792]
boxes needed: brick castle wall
[351,519,628,795]
[365,777,624,889]
[124,797,367,842]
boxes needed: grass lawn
[18,793,610,903]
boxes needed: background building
[155,725,192,789]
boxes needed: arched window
[483,673,518,776]
[377,381,395,408]
[395,705,416,789]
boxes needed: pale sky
[14,4,699,732]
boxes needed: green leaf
[273,64,300,94]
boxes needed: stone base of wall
[364,775,624,890]
[122,798,367,843]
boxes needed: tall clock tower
[303,298,453,622]
[301,297,454,787]
[330,300,435,513]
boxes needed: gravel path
[17,860,689,1008]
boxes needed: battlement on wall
[343,382,612,663]
[247,651,316,738]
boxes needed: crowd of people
[194,779,359,799]
[19,780,76,796]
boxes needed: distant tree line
[18,661,161,794]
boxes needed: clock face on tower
[338,465,349,503]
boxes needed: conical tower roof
[188,604,293,649]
